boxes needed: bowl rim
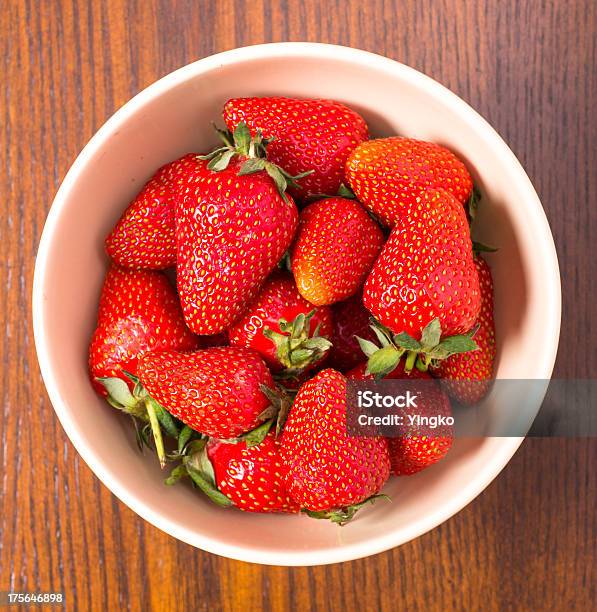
[32,41,562,566]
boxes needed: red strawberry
[176,126,299,335]
[137,347,275,438]
[227,271,333,372]
[106,154,206,269]
[280,369,390,519]
[345,137,473,227]
[347,361,453,476]
[364,188,480,341]
[388,418,453,476]
[434,256,496,403]
[328,293,377,372]
[290,197,384,306]
[223,97,368,198]
[89,265,199,395]
[206,431,300,513]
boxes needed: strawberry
[206,431,300,513]
[106,154,205,269]
[223,97,368,198]
[89,265,199,395]
[227,271,333,372]
[176,124,299,335]
[347,360,453,475]
[434,256,496,404]
[290,197,384,306]
[280,369,390,521]
[137,347,276,439]
[328,293,377,372]
[364,188,481,345]
[345,137,473,227]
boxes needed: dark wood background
[1,1,595,610]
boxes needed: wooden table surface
[1,1,595,610]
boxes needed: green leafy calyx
[303,494,390,526]
[263,310,332,374]
[359,318,479,378]
[167,438,232,508]
[96,371,183,469]
[260,384,294,437]
[198,122,312,202]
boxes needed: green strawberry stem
[415,353,433,372]
[263,310,332,374]
[199,122,313,202]
[404,350,417,372]
[96,373,183,468]
[145,397,167,469]
[358,318,479,378]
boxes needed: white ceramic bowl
[33,43,561,566]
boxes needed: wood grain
[1,0,595,610]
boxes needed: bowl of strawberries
[33,43,561,565]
